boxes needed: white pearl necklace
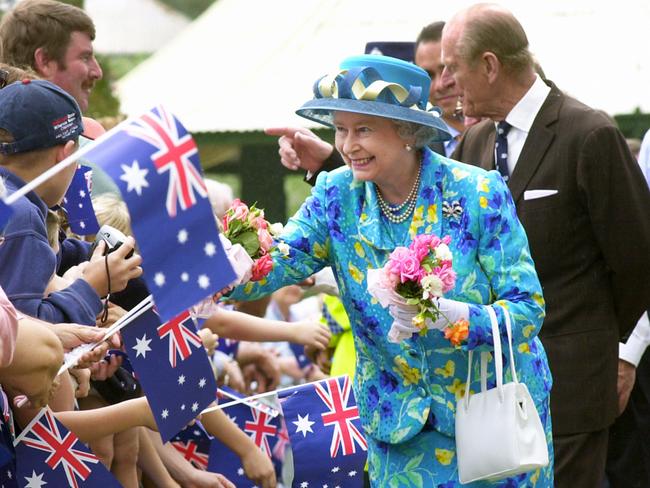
[376,161,422,224]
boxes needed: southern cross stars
[154,272,166,287]
[204,241,216,257]
[293,413,315,437]
[120,160,149,196]
[24,471,46,488]
[133,334,152,358]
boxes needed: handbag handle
[462,305,519,409]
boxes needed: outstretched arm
[203,308,330,350]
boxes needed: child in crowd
[0,79,142,325]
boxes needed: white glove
[387,303,420,343]
[429,297,470,330]
[386,297,470,344]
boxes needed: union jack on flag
[171,441,209,470]
[271,418,289,462]
[170,421,211,471]
[244,409,278,457]
[125,106,206,217]
[82,105,236,322]
[158,310,203,368]
[315,376,367,457]
[279,375,367,487]
[14,408,120,488]
[207,401,280,487]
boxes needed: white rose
[277,242,290,256]
[435,243,453,262]
[269,222,284,235]
[421,274,444,298]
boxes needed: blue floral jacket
[232,148,552,444]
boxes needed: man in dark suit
[442,4,650,487]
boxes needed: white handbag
[455,306,549,484]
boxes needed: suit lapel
[508,83,562,203]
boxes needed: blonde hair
[92,194,132,236]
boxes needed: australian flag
[14,407,120,488]
[207,400,280,485]
[170,422,211,471]
[120,307,217,441]
[83,105,236,322]
[279,376,367,487]
[0,389,16,488]
[289,343,312,372]
[61,165,100,235]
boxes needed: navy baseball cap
[0,79,83,155]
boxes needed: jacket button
[417,387,427,397]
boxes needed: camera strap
[100,253,111,324]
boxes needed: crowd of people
[0,0,648,487]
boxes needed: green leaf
[405,452,424,471]
[234,229,260,256]
[406,298,420,306]
[405,471,424,486]
[392,427,412,443]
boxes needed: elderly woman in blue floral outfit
[232,55,553,486]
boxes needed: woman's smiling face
[333,111,411,185]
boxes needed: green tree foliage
[157,0,215,19]
[86,54,120,118]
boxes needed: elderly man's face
[441,26,488,119]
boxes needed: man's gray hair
[457,4,534,74]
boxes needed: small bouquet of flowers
[222,199,279,282]
[367,234,469,344]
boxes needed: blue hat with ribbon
[0,79,83,155]
[296,54,451,142]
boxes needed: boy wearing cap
[0,79,142,325]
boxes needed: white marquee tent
[116,0,650,133]
[87,0,190,55]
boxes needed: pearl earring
[405,144,413,152]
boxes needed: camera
[91,224,133,259]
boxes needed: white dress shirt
[498,75,551,174]
[620,312,650,367]
[444,123,461,158]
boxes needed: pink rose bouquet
[368,234,469,343]
[222,199,278,281]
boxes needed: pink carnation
[379,266,401,289]
[230,199,249,221]
[387,247,422,283]
[257,227,274,254]
[434,262,457,293]
[408,235,432,261]
[251,254,273,281]
[252,216,268,230]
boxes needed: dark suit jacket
[453,81,650,435]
